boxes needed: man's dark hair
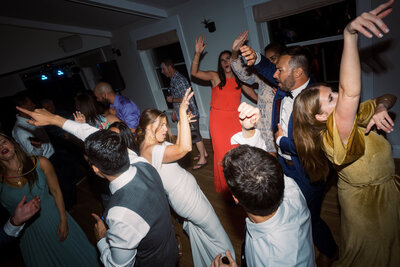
[85,130,130,176]
[161,58,175,68]
[282,45,313,77]
[13,91,30,107]
[264,42,286,55]
[223,145,284,216]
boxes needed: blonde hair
[293,85,330,183]
[0,134,38,192]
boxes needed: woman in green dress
[293,1,399,266]
[0,133,99,266]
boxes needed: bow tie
[285,91,293,99]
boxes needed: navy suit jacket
[0,224,15,248]
[255,55,323,202]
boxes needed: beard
[279,72,296,92]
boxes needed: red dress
[209,77,241,193]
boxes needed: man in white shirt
[213,145,314,267]
[239,45,338,265]
[84,130,178,266]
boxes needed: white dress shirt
[97,166,151,267]
[3,219,24,237]
[230,129,267,151]
[12,115,55,158]
[276,80,310,160]
[245,176,315,267]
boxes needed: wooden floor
[2,139,399,267]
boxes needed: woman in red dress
[190,35,257,195]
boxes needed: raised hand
[232,30,249,52]
[179,87,195,115]
[73,111,86,123]
[195,35,207,54]
[239,45,257,66]
[237,102,260,128]
[11,195,41,226]
[345,0,393,38]
[16,106,66,127]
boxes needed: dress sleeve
[322,106,368,166]
[356,99,376,128]
[151,144,167,171]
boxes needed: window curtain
[253,0,344,22]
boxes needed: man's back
[244,176,314,267]
[104,162,178,266]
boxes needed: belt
[284,158,294,166]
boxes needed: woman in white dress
[134,88,235,267]
[16,88,235,267]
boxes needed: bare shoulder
[37,156,51,170]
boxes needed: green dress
[0,161,100,267]
[322,100,400,266]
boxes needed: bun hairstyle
[133,109,174,151]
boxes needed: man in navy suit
[0,195,40,248]
[241,45,337,265]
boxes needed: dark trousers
[282,158,338,259]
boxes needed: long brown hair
[217,50,241,90]
[292,85,330,183]
[0,134,38,192]
[133,109,174,151]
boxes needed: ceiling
[0,0,190,36]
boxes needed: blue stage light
[57,70,64,76]
[41,74,48,80]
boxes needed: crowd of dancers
[1,1,399,266]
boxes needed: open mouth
[1,148,9,155]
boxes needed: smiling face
[146,116,168,144]
[219,52,232,74]
[0,136,16,161]
[154,117,168,143]
[273,55,295,92]
[316,86,338,121]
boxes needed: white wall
[371,0,400,158]
[167,0,254,112]
[108,0,251,136]
[0,25,111,98]
[0,25,111,75]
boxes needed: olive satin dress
[209,77,242,193]
[322,100,399,266]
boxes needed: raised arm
[162,88,194,163]
[335,0,393,144]
[190,35,220,87]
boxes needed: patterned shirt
[170,71,199,119]
[231,58,276,153]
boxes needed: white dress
[152,142,235,267]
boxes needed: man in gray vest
[87,130,178,266]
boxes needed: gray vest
[104,162,178,266]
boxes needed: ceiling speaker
[59,35,83,52]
